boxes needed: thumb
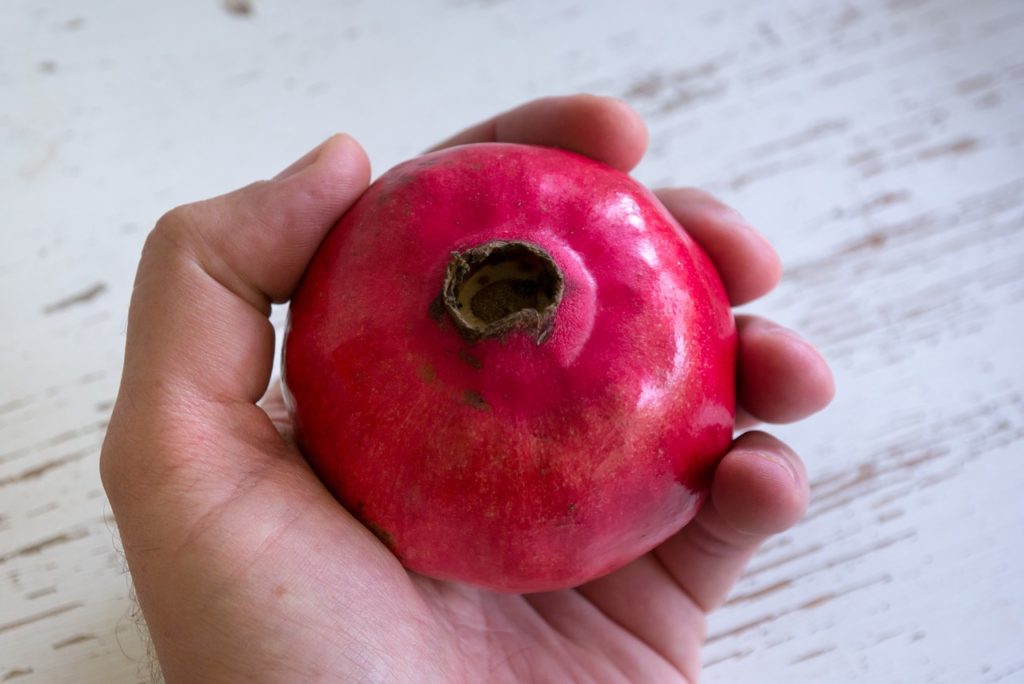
[102,134,369,509]
[122,134,370,405]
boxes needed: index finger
[428,94,649,172]
[656,187,782,306]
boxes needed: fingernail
[750,318,805,343]
[273,134,338,181]
[689,193,749,228]
[717,206,750,227]
[767,325,810,348]
[757,451,800,484]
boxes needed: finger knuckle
[151,204,199,244]
[140,205,209,270]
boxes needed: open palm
[102,96,833,683]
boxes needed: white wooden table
[2,1,1022,681]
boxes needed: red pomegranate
[283,143,736,592]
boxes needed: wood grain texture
[2,0,1021,681]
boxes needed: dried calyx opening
[442,241,563,343]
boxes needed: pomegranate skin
[283,143,736,593]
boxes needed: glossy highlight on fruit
[283,143,737,592]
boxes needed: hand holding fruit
[102,95,834,683]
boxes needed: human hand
[101,95,834,683]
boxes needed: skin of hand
[101,95,834,684]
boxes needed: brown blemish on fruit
[464,390,490,410]
[417,364,437,383]
[558,502,579,527]
[458,348,483,369]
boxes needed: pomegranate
[283,143,736,592]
